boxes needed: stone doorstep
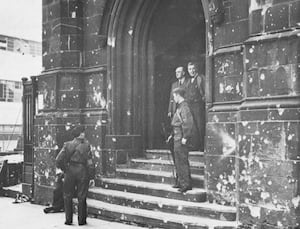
[145,150,204,161]
[130,158,205,174]
[88,187,236,221]
[84,199,238,229]
[131,158,205,167]
[96,178,207,202]
[116,168,204,188]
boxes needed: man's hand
[168,112,172,118]
[181,138,187,145]
[89,179,95,187]
[166,135,173,143]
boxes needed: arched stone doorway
[107,0,209,150]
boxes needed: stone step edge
[98,178,206,195]
[131,158,205,167]
[86,198,238,228]
[116,168,204,180]
[146,149,204,156]
[89,186,236,214]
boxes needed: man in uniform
[56,126,95,226]
[171,87,194,193]
[186,62,205,151]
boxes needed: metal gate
[22,76,36,198]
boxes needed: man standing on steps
[186,62,205,151]
[168,66,189,118]
[171,87,194,193]
[56,126,95,226]
[167,66,190,188]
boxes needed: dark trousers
[189,102,205,151]
[63,163,89,224]
[173,140,192,189]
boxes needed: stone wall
[206,0,300,227]
[34,0,108,204]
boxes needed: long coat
[185,74,205,150]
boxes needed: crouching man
[56,126,95,226]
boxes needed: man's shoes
[64,221,72,225]
[172,184,180,188]
[178,186,192,193]
[78,221,87,226]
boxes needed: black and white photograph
[0,0,300,228]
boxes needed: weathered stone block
[207,112,237,123]
[246,43,268,70]
[84,14,103,36]
[36,125,57,148]
[214,53,243,77]
[33,184,54,205]
[286,121,300,160]
[58,90,80,109]
[84,34,107,51]
[239,110,269,121]
[215,76,243,102]
[52,18,83,36]
[61,51,81,68]
[54,35,83,51]
[290,1,300,27]
[47,2,61,21]
[230,0,249,21]
[84,72,106,109]
[239,203,299,227]
[34,148,57,186]
[246,70,260,97]
[84,48,107,67]
[206,123,236,156]
[84,0,106,17]
[61,0,83,18]
[37,75,57,110]
[268,108,300,121]
[214,20,249,47]
[265,4,289,32]
[250,9,263,34]
[206,155,237,204]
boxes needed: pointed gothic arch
[105,0,212,150]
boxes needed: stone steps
[88,186,236,220]
[95,178,207,202]
[145,149,204,162]
[85,149,237,228]
[85,198,237,229]
[116,168,204,188]
[130,158,204,175]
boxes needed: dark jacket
[56,138,82,172]
[168,78,189,117]
[171,100,194,141]
[56,138,94,179]
[186,74,205,104]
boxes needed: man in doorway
[168,66,189,118]
[186,62,205,151]
[171,87,193,193]
[167,66,189,187]
[56,126,95,226]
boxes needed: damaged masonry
[14,0,300,228]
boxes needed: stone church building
[22,0,299,228]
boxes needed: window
[0,38,7,50]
